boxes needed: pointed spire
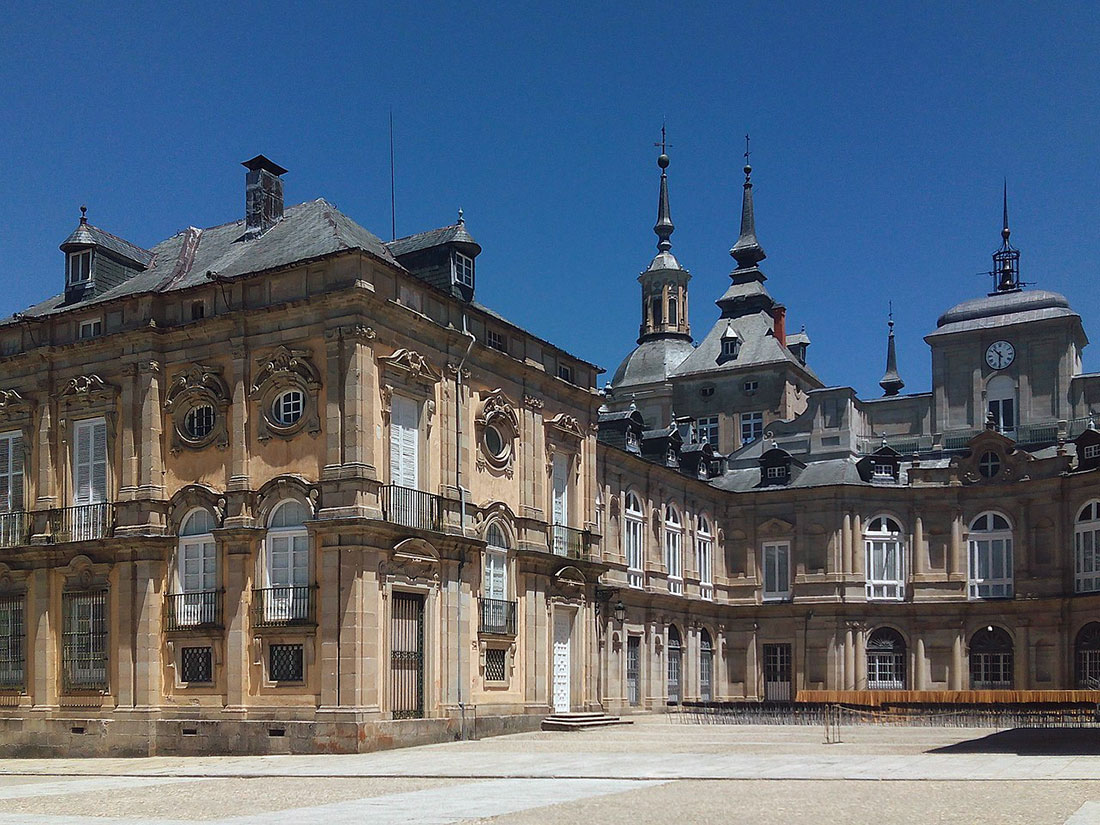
[730,134,766,269]
[879,303,905,397]
[653,125,674,253]
[991,179,1021,293]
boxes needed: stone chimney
[242,155,287,237]
[771,304,787,347]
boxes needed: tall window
[0,595,24,689]
[453,251,474,288]
[550,453,571,556]
[986,375,1016,437]
[1075,622,1100,689]
[389,395,420,489]
[72,418,107,506]
[699,628,714,702]
[1075,501,1100,593]
[864,515,904,601]
[62,590,107,690]
[176,508,217,627]
[483,523,508,602]
[667,296,678,326]
[665,505,682,595]
[0,431,24,547]
[697,416,718,446]
[866,627,906,689]
[762,541,791,600]
[626,635,641,706]
[651,296,663,326]
[697,515,713,600]
[741,411,763,445]
[969,626,1013,689]
[67,249,92,285]
[624,492,644,589]
[968,512,1013,599]
[264,500,310,622]
[667,625,682,704]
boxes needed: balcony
[250,585,316,628]
[479,597,517,635]
[381,484,443,532]
[0,511,28,549]
[163,590,223,632]
[47,503,113,542]
[550,523,588,559]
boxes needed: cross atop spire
[990,179,1021,294]
[879,301,905,397]
[653,127,675,253]
[730,133,766,269]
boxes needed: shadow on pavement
[930,728,1100,755]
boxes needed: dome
[611,337,696,389]
[935,289,1074,330]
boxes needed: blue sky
[1,2,1098,397]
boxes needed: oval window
[484,423,507,459]
[272,390,304,426]
[978,451,1001,479]
[184,404,216,440]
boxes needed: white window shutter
[74,422,91,504]
[552,454,568,526]
[390,396,419,490]
[9,434,22,512]
[0,436,9,512]
[91,420,107,503]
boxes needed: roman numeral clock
[985,340,1015,370]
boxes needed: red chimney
[772,304,787,347]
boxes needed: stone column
[118,365,138,499]
[221,532,256,711]
[854,625,867,690]
[842,514,852,574]
[133,559,162,709]
[323,330,344,471]
[35,403,56,511]
[914,636,928,690]
[746,629,758,699]
[318,535,341,707]
[29,568,56,709]
[951,631,966,690]
[913,515,926,576]
[114,561,136,708]
[852,514,864,577]
[138,361,164,501]
[950,511,965,578]
[843,625,855,690]
[226,345,251,525]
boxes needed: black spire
[879,305,904,397]
[654,125,674,253]
[730,135,766,269]
[990,179,1021,293]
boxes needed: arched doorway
[667,625,682,705]
[1075,622,1100,689]
[699,628,714,702]
[866,627,906,690]
[969,626,1013,689]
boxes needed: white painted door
[389,396,420,489]
[552,609,573,713]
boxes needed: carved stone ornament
[55,374,117,409]
[379,348,443,386]
[0,388,32,425]
[475,389,519,478]
[164,365,231,452]
[250,346,323,442]
[379,537,441,590]
[523,394,544,410]
[545,412,585,440]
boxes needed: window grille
[62,590,108,691]
[1075,623,1100,688]
[666,626,682,704]
[866,627,906,689]
[763,643,792,702]
[486,330,507,352]
[627,636,640,706]
[269,644,304,682]
[180,646,213,683]
[969,627,1013,689]
[0,595,24,689]
[485,647,507,682]
[1076,502,1100,593]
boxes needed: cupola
[59,205,153,305]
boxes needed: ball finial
[657,153,669,169]
[743,164,752,177]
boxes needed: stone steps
[541,712,634,731]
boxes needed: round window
[272,390,305,427]
[978,451,1001,479]
[483,423,507,459]
[184,404,216,440]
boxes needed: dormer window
[1086,444,1100,460]
[722,337,741,359]
[453,251,474,288]
[873,462,895,480]
[78,319,103,340]
[557,363,573,383]
[68,250,92,286]
[766,465,787,480]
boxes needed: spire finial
[79,204,87,226]
[457,207,464,225]
[1002,178,1010,241]
[730,134,766,269]
[991,180,1021,293]
[653,125,674,253]
[879,303,905,397]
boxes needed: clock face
[985,340,1015,370]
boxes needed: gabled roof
[672,309,819,380]
[11,200,399,322]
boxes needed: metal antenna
[744,134,751,167]
[389,109,396,241]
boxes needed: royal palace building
[0,147,1099,755]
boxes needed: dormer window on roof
[453,251,474,288]
[67,250,92,286]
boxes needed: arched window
[624,492,644,588]
[667,625,682,704]
[864,515,904,601]
[175,508,217,627]
[986,375,1016,437]
[482,522,511,633]
[969,626,1013,689]
[651,296,663,326]
[1075,622,1100,688]
[699,628,714,702]
[866,627,906,689]
[264,500,311,622]
[697,514,713,600]
[968,512,1013,599]
[668,296,678,326]
[665,505,683,595]
[1075,502,1100,593]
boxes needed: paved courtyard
[1,716,1100,823]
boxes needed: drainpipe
[455,315,475,737]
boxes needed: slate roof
[10,200,399,323]
[387,223,480,258]
[930,289,1079,337]
[711,458,864,492]
[610,337,696,388]
[672,309,819,380]
[60,223,154,268]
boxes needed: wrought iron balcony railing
[381,484,443,532]
[550,523,588,559]
[163,589,223,632]
[0,511,28,549]
[250,585,316,628]
[479,597,517,635]
[48,503,113,543]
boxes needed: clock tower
[925,188,1088,442]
